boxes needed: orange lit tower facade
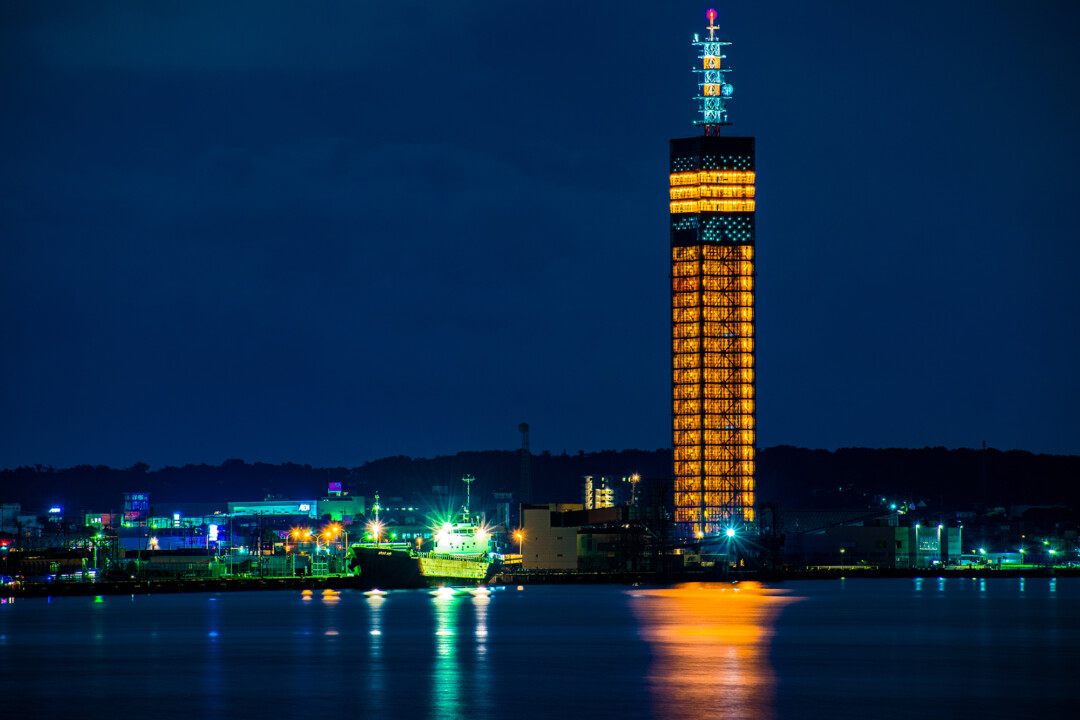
[670,10,755,540]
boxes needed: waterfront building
[519,503,582,570]
[318,495,363,523]
[519,504,663,572]
[0,503,20,534]
[791,521,963,569]
[583,476,615,509]
[122,492,150,526]
[578,526,651,572]
[227,498,319,519]
[492,491,513,534]
[84,512,120,530]
[670,10,756,539]
[583,475,640,509]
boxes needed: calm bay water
[1,578,1075,719]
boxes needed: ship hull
[351,546,492,589]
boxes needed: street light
[290,528,305,552]
[840,548,846,568]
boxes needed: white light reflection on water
[365,591,385,705]
[471,588,492,720]
[631,582,800,720]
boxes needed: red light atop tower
[705,9,719,41]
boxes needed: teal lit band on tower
[670,10,756,541]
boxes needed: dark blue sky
[2,2,1078,469]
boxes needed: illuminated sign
[208,524,219,542]
[48,507,62,514]
[298,504,311,512]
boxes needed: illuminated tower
[670,9,755,540]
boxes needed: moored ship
[351,476,496,589]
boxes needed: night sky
[2,2,1078,470]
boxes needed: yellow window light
[672,323,701,339]
[673,384,701,399]
[673,353,702,369]
[671,262,701,279]
[670,186,702,200]
[672,245,701,261]
[669,171,700,186]
[672,292,702,308]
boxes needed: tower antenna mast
[692,8,735,135]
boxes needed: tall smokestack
[518,422,532,504]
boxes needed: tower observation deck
[669,9,755,541]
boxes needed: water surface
[1,578,1074,719]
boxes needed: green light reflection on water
[432,589,461,719]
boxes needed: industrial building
[519,503,667,572]
[519,504,581,570]
[785,513,963,569]
[670,12,756,540]
[227,498,320,519]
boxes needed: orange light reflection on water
[631,582,801,720]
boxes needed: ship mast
[462,475,475,518]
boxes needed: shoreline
[4,566,1077,599]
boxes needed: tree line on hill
[1,446,1077,518]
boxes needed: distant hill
[758,446,1080,511]
[1,446,1077,518]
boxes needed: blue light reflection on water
[0,579,1076,719]
[770,578,1078,720]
